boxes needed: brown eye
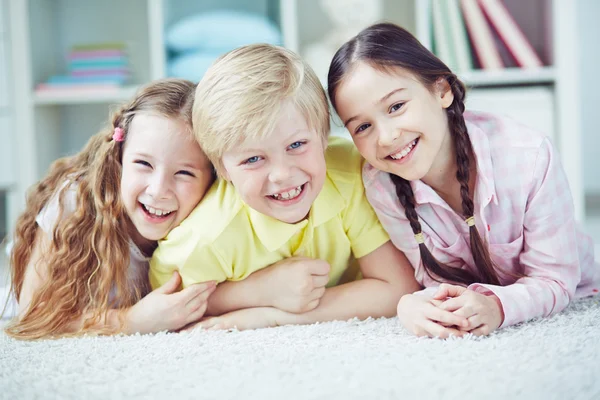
[389,103,404,113]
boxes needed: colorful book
[446,0,474,71]
[460,0,504,69]
[432,0,456,70]
[478,0,543,68]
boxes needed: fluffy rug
[1,297,599,400]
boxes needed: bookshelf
[3,0,583,236]
[282,0,582,221]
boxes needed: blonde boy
[149,44,419,328]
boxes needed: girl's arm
[467,138,582,328]
[18,228,215,335]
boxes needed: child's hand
[125,271,216,334]
[255,257,331,313]
[396,293,469,338]
[437,286,505,336]
[184,307,284,332]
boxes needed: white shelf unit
[282,0,583,221]
[1,0,15,239]
[4,0,583,235]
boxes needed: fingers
[184,302,209,326]
[197,317,228,331]
[469,324,492,337]
[310,286,326,301]
[432,283,467,300]
[462,314,483,331]
[185,285,216,309]
[176,281,217,303]
[439,296,469,312]
[311,274,329,288]
[308,260,330,276]
[424,303,469,328]
[155,271,182,294]
[304,298,320,312]
[419,320,465,339]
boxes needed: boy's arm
[272,240,420,324]
[198,242,421,330]
[206,257,330,316]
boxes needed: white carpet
[1,297,599,400]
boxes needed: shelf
[459,67,555,86]
[32,85,139,105]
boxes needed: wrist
[250,268,276,308]
[121,306,140,335]
[489,294,505,324]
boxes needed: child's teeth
[145,204,171,216]
[273,186,302,200]
[391,140,416,160]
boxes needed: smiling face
[334,62,454,182]
[220,101,327,224]
[120,113,214,247]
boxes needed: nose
[377,123,400,148]
[268,157,292,184]
[146,171,171,199]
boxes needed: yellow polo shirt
[149,137,390,289]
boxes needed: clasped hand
[396,283,504,338]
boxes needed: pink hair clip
[112,127,125,142]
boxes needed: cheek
[178,185,203,212]
[119,170,137,205]
[352,136,376,160]
[229,171,264,200]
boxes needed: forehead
[124,113,201,156]
[230,102,312,152]
[340,63,421,95]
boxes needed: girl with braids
[327,23,599,338]
[4,78,216,339]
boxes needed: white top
[1,181,151,319]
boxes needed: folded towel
[166,10,282,52]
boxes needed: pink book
[460,0,504,69]
[36,83,121,92]
[71,69,130,77]
[478,0,543,68]
[69,50,125,60]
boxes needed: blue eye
[390,103,404,113]
[289,141,304,150]
[245,156,261,164]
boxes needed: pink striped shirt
[363,111,600,328]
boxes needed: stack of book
[432,0,545,72]
[36,43,130,96]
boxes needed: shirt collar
[247,173,345,252]
[410,117,497,208]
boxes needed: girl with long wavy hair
[327,23,599,338]
[4,78,216,339]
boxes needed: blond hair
[5,78,197,340]
[193,44,330,172]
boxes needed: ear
[435,78,454,109]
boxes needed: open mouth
[140,202,175,219]
[268,183,306,202]
[387,138,419,161]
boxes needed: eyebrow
[179,162,202,171]
[343,87,407,127]
[236,129,311,153]
[132,152,202,170]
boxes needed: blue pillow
[167,51,224,82]
[166,10,282,52]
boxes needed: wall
[579,0,600,194]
